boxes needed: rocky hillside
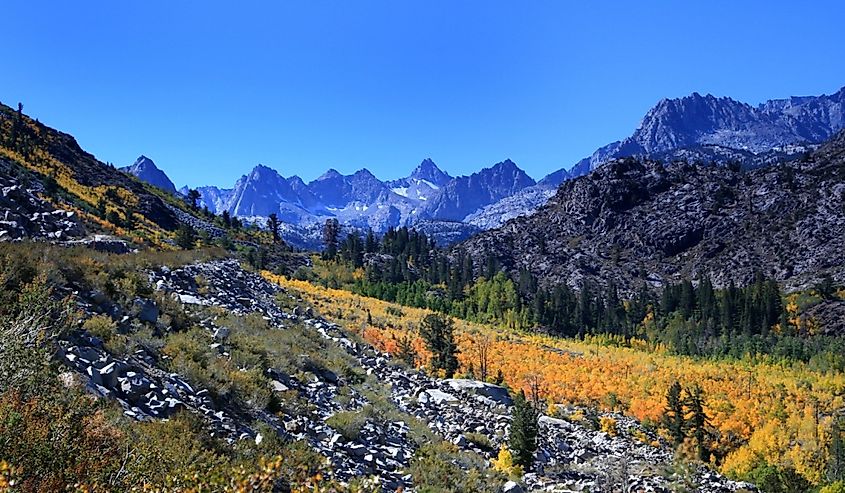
[457,130,845,294]
[48,252,754,492]
[0,159,85,241]
[0,102,183,234]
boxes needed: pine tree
[175,224,196,250]
[509,389,538,470]
[365,228,378,253]
[322,218,340,260]
[663,381,685,446]
[494,368,505,385]
[395,334,416,367]
[186,189,201,209]
[419,313,459,377]
[816,274,836,301]
[685,384,709,461]
[267,213,280,244]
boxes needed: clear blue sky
[3,1,844,188]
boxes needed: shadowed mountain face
[456,130,845,295]
[420,159,536,222]
[120,156,177,194]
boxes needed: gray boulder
[502,480,524,493]
[132,298,159,324]
[445,378,513,406]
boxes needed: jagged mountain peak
[315,168,343,181]
[491,158,519,170]
[421,158,535,222]
[410,158,451,185]
[134,154,153,165]
[352,168,377,179]
[120,155,177,194]
[246,163,281,178]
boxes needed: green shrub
[326,406,373,441]
[410,442,504,493]
[821,481,845,493]
[83,314,118,342]
[465,432,494,452]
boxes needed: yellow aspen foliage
[490,447,523,478]
[267,273,845,486]
[599,416,618,436]
[820,482,845,493]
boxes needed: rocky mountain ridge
[176,157,535,242]
[457,129,845,296]
[471,85,845,230]
[121,85,845,238]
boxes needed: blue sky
[3,1,844,187]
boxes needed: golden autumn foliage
[265,271,845,486]
[490,447,523,478]
[599,416,618,436]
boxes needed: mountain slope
[457,130,845,293]
[422,159,535,222]
[120,155,177,194]
[0,103,181,234]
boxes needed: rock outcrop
[0,161,85,241]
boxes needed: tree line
[317,222,844,368]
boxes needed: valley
[1,61,845,493]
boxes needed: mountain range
[123,85,845,244]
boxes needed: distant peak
[493,158,518,169]
[286,175,306,186]
[250,163,274,173]
[246,163,281,179]
[317,168,343,180]
[133,155,156,168]
[410,158,451,185]
[353,168,376,178]
[122,154,177,193]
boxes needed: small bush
[412,442,505,492]
[600,416,618,436]
[465,432,493,452]
[491,446,523,479]
[82,314,117,342]
[821,482,845,493]
[326,407,373,441]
